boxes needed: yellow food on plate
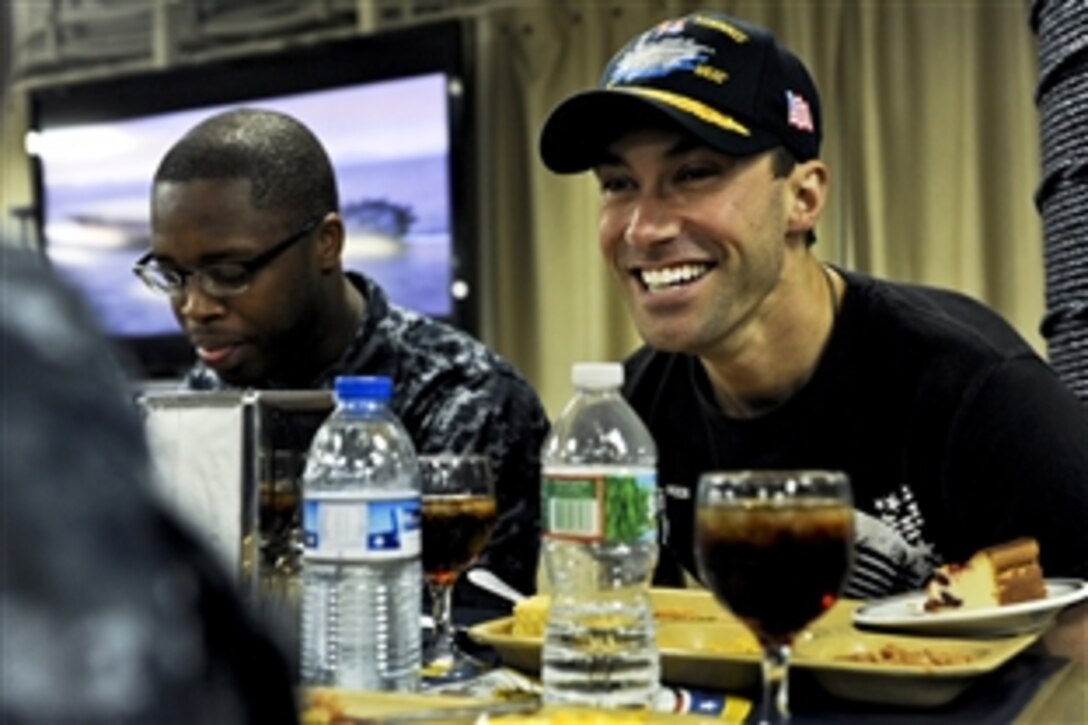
[300,688,489,724]
[493,708,654,724]
[299,689,345,725]
[511,594,550,637]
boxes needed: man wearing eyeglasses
[137,108,550,605]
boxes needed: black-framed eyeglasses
[133,217,321,299]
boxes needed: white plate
[853,578,1088,636]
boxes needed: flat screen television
[27,19,476,380]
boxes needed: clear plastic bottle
[540,362,660,708]
[299,376,422,691]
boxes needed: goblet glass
[419,454,498,680]
[255,449,303,633]
[695,470,853,723]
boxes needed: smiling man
[140,108,549,603]
[539,11,1088,659]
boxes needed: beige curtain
[476,0,1043,416]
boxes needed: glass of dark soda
[419,454,498,680]
[695,470,854,723]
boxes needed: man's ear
[315,213,345,272]
[788,159,829,238]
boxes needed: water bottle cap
[334,375,393,402]
[571,362,624,389]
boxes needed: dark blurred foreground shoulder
[0,247,297,724]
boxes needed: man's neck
[317,274,366,370]
[700,258,840,419]
[271,274,366,388]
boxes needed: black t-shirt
[626,269,1088,598]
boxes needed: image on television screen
[34,72,453,338]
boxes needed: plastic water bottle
[541,362,660,708]
[299,376,422,691]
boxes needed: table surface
[1015,657,1086,724]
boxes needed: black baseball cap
[539,12,822,174]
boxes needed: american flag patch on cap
[786,90,814,132]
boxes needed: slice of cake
[923,537,1047,612]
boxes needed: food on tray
[511,595,549,636]
[510,594,722,637]
[494,708,657,724]
[300,689,347,725]
[923,537,1046,612]
[836,642,980,667]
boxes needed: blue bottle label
[302,492,421,561]
[542,467,656,544]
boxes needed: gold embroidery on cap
[694,65,728,84]
[615,87,751,136]
[693,16,749,43]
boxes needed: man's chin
[635,323,696,354]
[206,361,263,388]
[191,342,266,386]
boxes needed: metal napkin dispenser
[138,390,333,600]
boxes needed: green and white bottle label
[542,467,656,544]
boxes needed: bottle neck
[337,397,389,413]
[576,385,621,396]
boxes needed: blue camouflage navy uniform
[186,272,550,601]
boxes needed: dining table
[299,591,1087,723]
